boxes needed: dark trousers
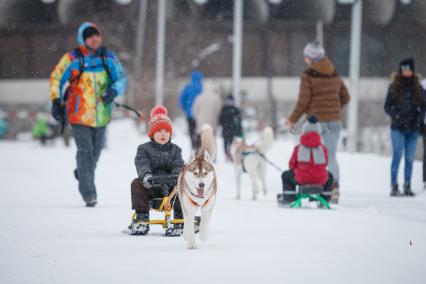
[71,124,106,201]
[281,170,334,201]
[187,117,197,150]
[223,133,234,160]
[131,178,183,218]
[423,134,426,182]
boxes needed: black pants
[223,133,234,159]
[131,178,182,218]
[423,134,426,182]
[187,117,197,150]
[281,170,334,201]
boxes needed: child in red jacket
[281,115,334,203]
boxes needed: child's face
[153,129,171,145]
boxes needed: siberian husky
[176,125,217,249]
[230,127,274,200]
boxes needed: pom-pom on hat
[302,115,321,134]
[303,41,325,61]
[148,105,173,138]
[399,58,415,73]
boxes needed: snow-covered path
[1,119,425,284]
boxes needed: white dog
[176,125,217,249]
[230,127,274,200]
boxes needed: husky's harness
[241,151,257,173]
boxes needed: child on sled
[130,106,185,235]
[280,115,334,205]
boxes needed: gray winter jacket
[134,141,184,180]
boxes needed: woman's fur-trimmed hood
[305,58,337,78]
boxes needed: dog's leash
[256,151,283,172]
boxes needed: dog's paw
[186,242,198,250]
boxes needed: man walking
[179,70,203,150]
[285,41,350,203]
[50,22,127,207]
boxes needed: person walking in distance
[49,22,127,207]
[179,70,203,150]
[219,95,243,161]
[385,58,425,197]
[284,41,350,204]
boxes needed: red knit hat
[148,105,173,138]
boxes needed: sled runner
[277,184,331,209]
[123,174,201,236]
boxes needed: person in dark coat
[219,95,243,161]
[384,58,425,197]
[179,70,203,150]
[130,106,184,234]
[281,115,333,204]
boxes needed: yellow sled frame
[131,194,184,229]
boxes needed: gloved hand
[142,174,153,189]
[51,98,64,122]
[102,88,117,104]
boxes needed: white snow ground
[1,118,426,284]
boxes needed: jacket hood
[77,22,100,45]
[390,71,421,82]
[191,71,203,84]
[309,58,335,76]
[300,132,322,147]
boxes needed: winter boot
[85,196,97,207]
[403,183,415,197]
[166,223,184,237]
[194,216,201,234]
[277,193,295,207]
[390,184,402,197]
[129,212,149,235]
[330,182,340,204]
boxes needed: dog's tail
[199,124,216,160]
[256,126,274,152]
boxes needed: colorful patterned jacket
[49,22,127,127]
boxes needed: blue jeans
[390,129,419,186]
[320,121,342,183]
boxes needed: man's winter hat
[77,22,100,45]
[148,105,173,138]
[399,58,415,73]
[303,41,325,61]
[302,115,321,134]
[82,26,100,41]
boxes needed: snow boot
[85,196,97,207]
[166,223,184,237]
[390,184,402,197]
[403,183,415,197]
[277,193,294,207]
[129,212,149,235]
[194,216,201,234]
[329,182,340,204]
